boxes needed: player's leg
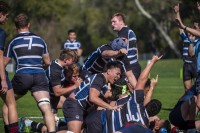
[180,96,197,130]
[19,117,47,132]
[62,98,84,133]
[1,74,19,133]
[67,121,83,133]
[183,63,194,91]
[184,80,193,91]
[32,73,56,132]
[32,91,56,132]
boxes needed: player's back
[6,32,48,73]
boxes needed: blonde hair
[59,49,78,63]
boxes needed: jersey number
[24,37,33,50]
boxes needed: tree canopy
[3,0,199,59]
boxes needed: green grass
[0,59,185,132]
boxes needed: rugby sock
[24,118,33,126]
[4,124,9,133]
[31,121,45,132]
[9,122,19,133]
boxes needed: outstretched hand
[151,55,162,63]
[150,74,158,89]
[173,3,179,14]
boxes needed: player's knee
[38,98,50,106]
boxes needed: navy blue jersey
[0,28,6,51]
[46,60,65,95]
[74,73,108,110]
[62,39,82,51]
[180,32,196,63]
[5,32,49,73]
[81,44,113,73]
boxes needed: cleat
[19,117,30,133]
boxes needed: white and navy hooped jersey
[74,73,108,110]
[119,26,138,65]
[5,32,48,73]
[101,90,149,133]
[63,39,81,51]
[81,44,113,73]
[180,32,196,63]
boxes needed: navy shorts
[169,102,187,130]
[12,73,49,95]
[0,71,12,90]
[62,97,85,122]
[183,63,196,81]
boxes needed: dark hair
[68,29,76,35]
[160,120,171,133]
[112,13,126,23]
[59,49,78,62]
[149,120,171,132]
[0,1,9,15]
[103,61,122,72]
[14,13,29,29]
[145,99,162,117]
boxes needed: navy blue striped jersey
[73,73,108,110]
[118,26,138,65]
[81,44,113,73]
[102,90,149,133]
[0,28,6,51]
[5,32,49,73]
[180,32,196,63]
[84,90,149,133]
[62,39,82,51]
[46,60,65,95]
[193,39,200,72]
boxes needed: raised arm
[101,48,127,59]
[143,75,158,106]
[135,55,162,90]
[174,3,200,37]
[174,4,184,34]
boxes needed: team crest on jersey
[76,115,80,119]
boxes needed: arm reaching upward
[135,55,162,90]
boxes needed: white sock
[24,119,33,127]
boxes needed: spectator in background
[0,1,19,133]
[62,29,83,65]
[174,4,198,91]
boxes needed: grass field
[0,59,185,132]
